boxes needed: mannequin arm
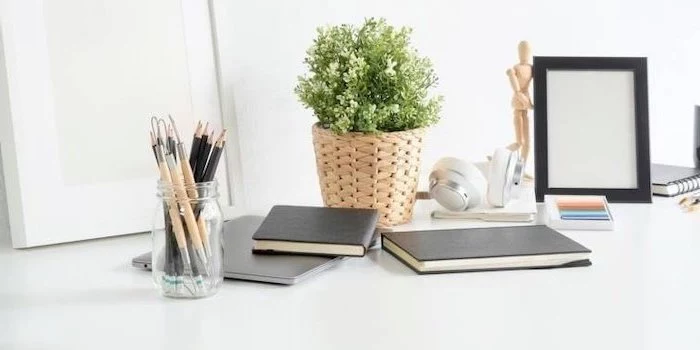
[506,69,520,93]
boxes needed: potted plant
[295,18,443,226]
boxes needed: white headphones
[428,148,524,211]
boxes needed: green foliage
[295,18,443,134]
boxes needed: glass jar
[152,180,224,298]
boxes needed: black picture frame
[533,56,651,203]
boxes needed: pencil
[196,123,209,164]
[153,117,165,148]
[165,116,197,202]
[195,214,210,260]
[166,115,211,261]
[167,127,176,161]
[195,130,214,182]
[150,131,158,160]
[165,154,208,267]
[196,122,210,170]
[151,136,179,276]
[154,146,192,272]
[202,129,227,182]
[188,121,203,173]
[197,129,226,258]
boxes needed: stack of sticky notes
[544,195,614,231]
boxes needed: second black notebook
[252,205,379,257]
[382,225,592,274]
[651,163,700,197]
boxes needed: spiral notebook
[652,163,700,197]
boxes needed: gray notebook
[382,225,591,274]
[132,216,342,285]
[651,163,700,197]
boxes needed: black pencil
[195,130,214,182]
[196,123,210,167]
[188,121,203,172]
[202,130,227,182]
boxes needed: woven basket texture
[311,123,425,226]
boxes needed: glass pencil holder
[152,180,224,298]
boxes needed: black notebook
[652,163,700,197]
[382,225,591,274]
[252,205,379,257]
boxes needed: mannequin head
[518,41,531,64]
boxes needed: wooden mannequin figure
[506,41,533,165]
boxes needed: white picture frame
[0,0,246,247]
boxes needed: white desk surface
[1,196,699,350]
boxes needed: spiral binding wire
[670,174,700,195]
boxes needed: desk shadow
[366,247,415,276]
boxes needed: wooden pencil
[196,214,210,260]
[165,154,208,266]
[154,147,192,271]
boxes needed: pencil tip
[216,129,228,146]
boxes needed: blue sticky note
[560,210,609,220]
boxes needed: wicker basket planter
[311,123,425,226]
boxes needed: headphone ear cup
[429,157,487,211]
[487,148,517,207]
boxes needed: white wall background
[0,24,10,246]
[1,0,700,244]
[0,162,10,247]
[214,0,700,214]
